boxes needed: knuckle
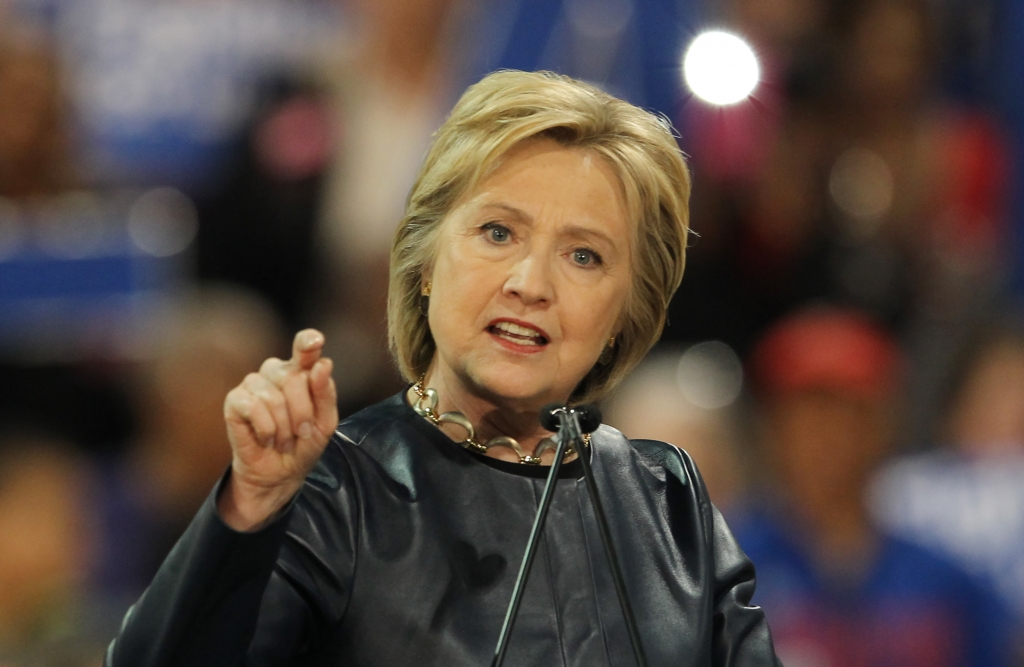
[226,387,249,409]
[252,380,278,399]
[268,397,291,419]
[292,408,311,427]
[252,420,274,437]
[243,372,264,389]
[263,393,287,414]
[259,357,285,375]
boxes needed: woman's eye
[482,222,511,243]
[572,248,602,267]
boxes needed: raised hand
[219,329,338,531]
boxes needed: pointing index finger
[292,329,325,371]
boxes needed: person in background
[733,306,1015,667]
[941,318,1024,458]
[871,315,1024,659]
[0,433,101,667]
[0,27,71,202]
[667,0,1011,397]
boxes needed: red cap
[751,307,902,399]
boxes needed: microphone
[497,400,646,667]
[539,403,602,434]
[494,401,603,667]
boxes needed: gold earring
[419,282,432,315]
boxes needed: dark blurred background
[1,0,1022,665]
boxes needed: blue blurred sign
[53,0,339,186]
[0,189,195,358]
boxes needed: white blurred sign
[870,452,1024,615]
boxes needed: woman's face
[426,138,633,408]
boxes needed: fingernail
[298,421,312,439]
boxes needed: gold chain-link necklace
[411,377,582,465]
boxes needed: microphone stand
[490,407,649,667]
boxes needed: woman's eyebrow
[562,225,617,250]
[477,202,531,221]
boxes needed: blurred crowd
[0,0,1022,665]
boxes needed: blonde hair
[388,70,690,403]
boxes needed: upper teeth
[495,321,542,338]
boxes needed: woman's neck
[416,366,562,462]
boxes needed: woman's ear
[419,277,431,316]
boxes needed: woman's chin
[469,367,562,406]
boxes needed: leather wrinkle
[276,535,346,624]
[277,450,361,636]
[256,570,319,660]
[349,439,417,561]
[430,539,508,630]
[306,460,341,491]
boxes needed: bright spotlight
[683,30,759,106]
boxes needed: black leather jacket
[106,393,781,666]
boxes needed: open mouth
[487,320,549,347]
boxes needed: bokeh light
[829,148,895,228]
[128,187,199,257]
[676,341,744,409]
[683,30,760,106]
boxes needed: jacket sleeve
[708,503,783,667]
[105,445,359,667]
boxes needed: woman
[106,71,780,666]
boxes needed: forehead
[454,137,632,230]
[486,136,621,187]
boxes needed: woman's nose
[502,255,553,305]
